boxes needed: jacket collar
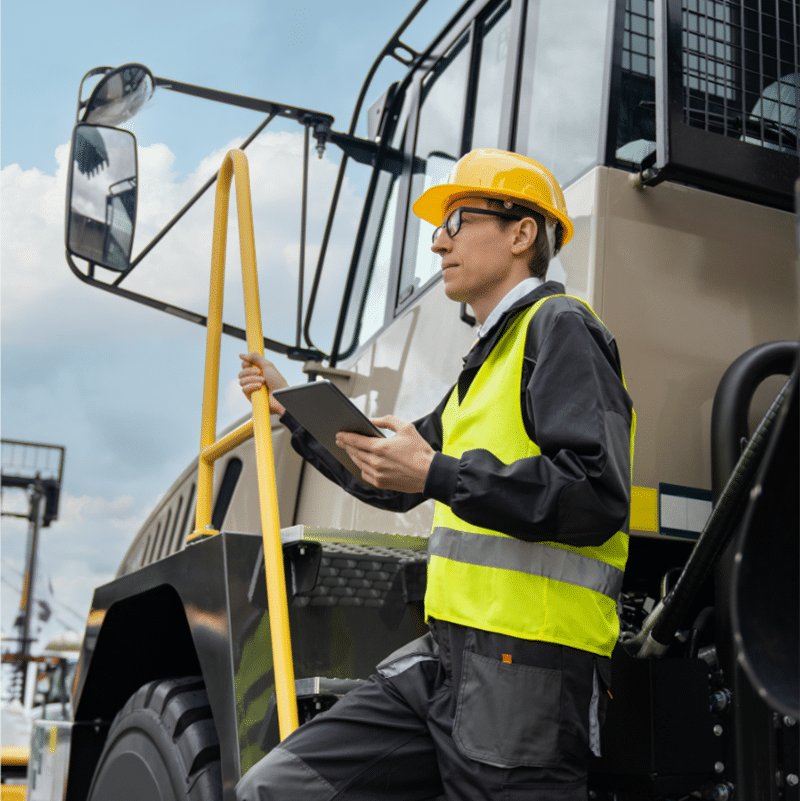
[463,280,565,369]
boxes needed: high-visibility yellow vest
[425,296,633,657]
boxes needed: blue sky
[1,0,463,642]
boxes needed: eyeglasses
[431,206,523,244]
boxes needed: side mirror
[66,124,138,272]
[80,63,154,126]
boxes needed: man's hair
[484,198,563,279]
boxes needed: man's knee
[235,746,337,801]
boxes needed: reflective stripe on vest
[428,527,625,600]
[425,295,634,657]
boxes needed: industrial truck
[27,0,799,798]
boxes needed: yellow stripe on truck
[630,486,659,532]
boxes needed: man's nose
[431,227,451,255]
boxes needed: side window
[137,535,151,568]
[339,172,400,357]
[333,0,515,360]
[333,90,413,360]
[400,34,472,303]
[155,509,172,561]
[399,1,514,305]
[178,483,196,550]
[143,522,161,565]
[520,0,612,184]
[471,2,513,150]
[212,458,243,532]
[165,495,183,555]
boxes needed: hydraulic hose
[635,373,794,658]
[684,606,715,660]
[711,340,798,501]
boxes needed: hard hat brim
[412,183,574,248]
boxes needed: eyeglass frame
[431,206,526,244]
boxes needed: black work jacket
[281,281,634,547]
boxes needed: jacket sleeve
[280,390,449,513]
[423,302,634,546]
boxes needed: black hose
[684,606,715,659]
[711,341,798,502]
[647,374,793,649]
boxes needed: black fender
[66,529,428,801]
[68,532,254,801]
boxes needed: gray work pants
[236,619,609,801]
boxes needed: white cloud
[1,129,362,350]
[60,493,138,526]
[223,376,253,421]
[121,131,360,333]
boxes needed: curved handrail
[188,149,299,740]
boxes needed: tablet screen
[273,380,384,478]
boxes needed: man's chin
[442,280,466,304]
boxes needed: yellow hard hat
[412,149,574,247]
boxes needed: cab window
[471,2,513,150]
[333,91,413,360]
[519,0,613,185]
[331,0,514,362]
[398,1,513,307]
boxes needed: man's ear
[510,217,538,257]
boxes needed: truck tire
[86,676,222,801]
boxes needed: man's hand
[336,416,434,493]
[238,353,289,416]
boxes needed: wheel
[86,676,222,801]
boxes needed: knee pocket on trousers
[453,650,562,768]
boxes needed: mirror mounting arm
[66,252,326,362]
[117,110,279,281]
[153,77,335,130]
[326,131,404,175]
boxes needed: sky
[1,0,465,648]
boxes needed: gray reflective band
[429,527,624,599]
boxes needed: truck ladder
[187,149,299,740]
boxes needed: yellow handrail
[188,149,299,740]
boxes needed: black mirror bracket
[635,149,667,189]
[65,252,325,362]
[76,66,113,121]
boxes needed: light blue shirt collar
[476,277,543,338]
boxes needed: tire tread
[90,676,221,801]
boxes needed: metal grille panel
[683,0,798,153]
[623,0,657,77]
[620,0,799,154]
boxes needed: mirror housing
[66,124,138,272]
[81,63,154,126]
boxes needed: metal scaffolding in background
[1,440,65,703]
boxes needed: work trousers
[236,619,609,801]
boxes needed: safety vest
[425,296,633,657]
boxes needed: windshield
[334,0,516,362]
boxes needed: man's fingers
[336,431,382,451]
[369,415,402,431]
[239,351,273,371]
[339,446,383,488]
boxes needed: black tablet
[273,380,385,478]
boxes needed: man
[236,150,634,800]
